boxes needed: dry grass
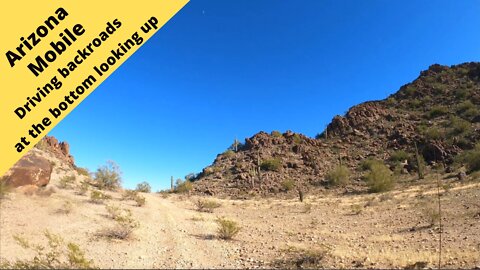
[194,199,221,213]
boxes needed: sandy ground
[0,157,479,268]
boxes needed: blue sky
[50,0,480,191]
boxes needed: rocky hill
[1,136,76,188]
[192,62,480,197]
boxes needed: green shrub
[424,127,444,140]
[260,158,282,172]
[0,230,95,269]
[93,161,122,191]
[175,180,193,193]
[325,165,350,186]
[216,217,241,240]
[194,199,221,213]
[447,116,471,136]
[456,145,480,172]
[389,150,410,163]
[90,190,111,204]
[281,179,295,191]
[365,163,395,193]
[222,150,236,158]
[271,130,283,137]
[135,181,151,193]
[359,158,383,171]
[427,105,448,119]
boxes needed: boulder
[2,153,53,187]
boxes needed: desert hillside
[193,63,480,198]
[0,62,480,269]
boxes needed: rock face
[37,136,75,166]
[2,153,53,187]
[193,62,480,197]
[1,136,75,188]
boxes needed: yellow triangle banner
[0,0,189,175]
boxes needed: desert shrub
[0,230,95,269]
[457,100,479,120]
[77,181,89,196]
[260,158,282,172]
[175,180,193,193]
[427,105,448,119]
[135,181,151,193]
[93,161,122,191]
[447,116,471,136]
[0,180,11,200]
[36,186,56,197]
[404,85,417,96]
[58,175,76,189]
[90,190,111,204]
[194,199,221,213]
[216,217,241,240]
[275,246,329,269]
[134,195,146,207]
[281,179,295,191]
[293,134,303,144]
[102,205,139,240]
[271,130,283,137]
[389,150,410,163]
[424,127,444,140]
[325,165,350,186]
[55,201,74,215]
[122,189,138,200]
[359,158,383,171]
[350,204,363,215]
[222,150,236,158]
[75,167,90,177]
[365,163,395,193]
[420,202,440,227]
[456,145,480,172]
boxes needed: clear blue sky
[50,0,480,191]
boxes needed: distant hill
[192,62,480,197]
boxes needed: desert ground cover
[1,157,479,269]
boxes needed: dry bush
[175,180,193,193]
[90,190,111,204]
[281,179,295,191]
[216,217,241,240]
[274,245,330,269]
[121,189,146,207]
[419,201,440,227]
[102,205,139,240]
[77,181,89,196]
[325,165,350,186]
[195,199,221,213]
[350,204,363,215]
[135,181,151,193]
[58,175,76,189]
[36,186,56,197]
[0,230,95,269]
[55,201,74,215]
[75,167,90,177]
[134,195,146,207]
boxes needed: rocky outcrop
[193,62,480,197]
[37,136,75,166]
[2,152,53,187]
